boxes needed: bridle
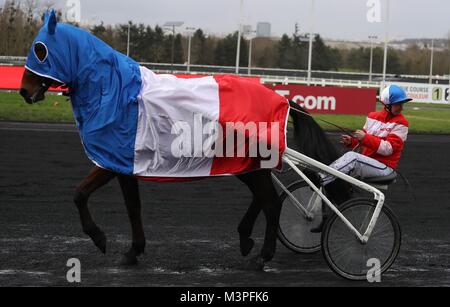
[29,77,53,104]
[22,71,70,104]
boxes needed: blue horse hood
[25,12,141,99]
[25,11,142,174]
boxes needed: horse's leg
[238,200,260,257]
[236,174,262,257]
[73,166,117,253]
[117,175,146,266]
[239,170,281,270]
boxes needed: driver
[312,84,411,233]
[321,84,411,186]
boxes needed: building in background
[256,22,271,38]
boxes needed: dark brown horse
[19,69,349,269]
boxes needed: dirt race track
[0,122,449,287]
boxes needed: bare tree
[23,0,38,20]
[22,0,39,54]
[42,0,55,11]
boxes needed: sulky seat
[362,172,397,185]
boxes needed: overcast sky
[5,0,450,41]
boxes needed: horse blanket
[25,11,289,178]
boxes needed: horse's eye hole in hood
[34,42,48,63]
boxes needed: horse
[19,11,350,269]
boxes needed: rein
[289,107,356,138]
[289,106,362,151]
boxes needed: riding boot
[310,205,328,233]
[310,180,347,233]
[310,189,331,234]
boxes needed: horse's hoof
[85,226,107,254]
[97,240,106,254]
[120,253,138,266]
[131,241,146,257]
[240,237,255,257]
[245,255,265,271]
[93,231,107,254]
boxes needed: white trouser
[321,151,394,186]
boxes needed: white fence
[2,56,449,97]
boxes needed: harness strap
[289,106,359,141]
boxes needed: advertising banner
[265,84,377,115]
[386,82,449,104]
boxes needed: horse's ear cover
[45,10,57,35]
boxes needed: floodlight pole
[186,27,196,73]
[243,28,256,75]
[164,22,184,73]
[248,36,253,75]
[235,0,244,74]
[127,22,131,57]
[382,0,390,86]
[429,39,434,84]
[187,33,192,72]
[307,0,315,84]
[171,25,176,72]
[369,35,377,82]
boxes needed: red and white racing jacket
[349,109,409,170]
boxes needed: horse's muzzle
[20,88,45,104]
[19,88,33,104]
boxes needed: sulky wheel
[277,180,324,254]
[321,198,401,280]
